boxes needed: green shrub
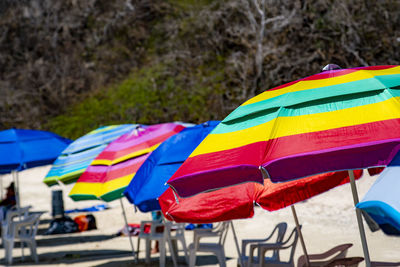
[47,63,225,139]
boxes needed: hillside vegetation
[1,0,399,139]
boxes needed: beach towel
[65,204,109,214]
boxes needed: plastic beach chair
[239,222,287,267]
[188,221,230,267]
[167,222,189,264]
[249,226,300,267]
[136,220,178,267]
[3,212,43,265]
[1,206,31,246]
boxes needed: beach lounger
[297,243,353,267]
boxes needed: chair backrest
[240,221,288,264]
[270,222,288,260]
[192,221,230,246]
[274,222,288,240]
[205,221,230,245]
[170,223,185,238]
[297,243,353,267]
[139,220,165,238]
[2,206,31,238]
[3,206,30,222]
[11,213,42,240]
[284,226,301,263]
[218,221,230,245]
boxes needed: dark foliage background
[1,0,399,139]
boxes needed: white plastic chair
[239,222,287,267]
[297,243,353,267]
[168,222,189,264]
[136,220,178,267]
[251,226,300,267]
[1,206,31,246]
[3,212,42,265]
[188,221,230,267]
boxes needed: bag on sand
[45,216,79,235]
[74,214,97,232]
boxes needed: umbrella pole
[260,167,310,265]
[229,221,243,267]
[119,198,136,261]
[348,170,371,267]
[11,170,20,210]
[290,205,310,267]
[12,171,25,259]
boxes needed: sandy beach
[0,165,399,266]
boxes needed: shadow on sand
[94,255,233,267]
[1,250,232,266]
[38,218,52,225]
[0,249,133,266]
[34,218,117,247]
[36,234,116,247]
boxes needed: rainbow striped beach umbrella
[69,122,186,202]
[167,65,400,267]
[168,65,400,197]
[43,124,138,186]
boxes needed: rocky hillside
[1,0,399,139]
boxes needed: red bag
[74,215,89,232]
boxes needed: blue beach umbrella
[357,153,400,235]
[44,124,139,186]
[0,128,72,173]
[124,121,220,212]
[0,128,72,206]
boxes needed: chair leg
[179,236,189,264]
[136,237,141,261]
[189,249,196,267]
[159,239,166,267]
[168,239,178,267]
[21,240,25,261]
[216,249,226,267]
[145,239,151,264]
[27,240,38,263]
[5,239,14,265]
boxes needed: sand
[0,165,399,266]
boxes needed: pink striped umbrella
[69,123,186,202]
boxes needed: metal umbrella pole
[290,205,310,266]
[229,221,243,267]
[11,170,20,210]
[348,170,371,267]
[260,167,310,266]
[119,198,137,261]
[12,170,25,259]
